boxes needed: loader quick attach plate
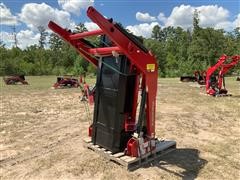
[83,137,176,171]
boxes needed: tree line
[1,12,239,77]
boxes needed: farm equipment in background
[3,75,29,85]
[53,75,80,89]
[206,55,240,97]
[48,6,176,170]
[194,71,206,85]
[79,74,95,105]
[180,71,206,85]
[180,75,196,82]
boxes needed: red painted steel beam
[88,46,122,56]
[87,7,157,74]
[48,21,70,41]
[48,21,98,67]
[206,54,227,91]
[69,29,104,40]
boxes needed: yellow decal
[146,64,155,72]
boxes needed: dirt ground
[1,76,240,180]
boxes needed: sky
[0,0,240,49]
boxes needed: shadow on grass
[144,149,207,180]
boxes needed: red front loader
[206,55,240,96]
[48,7,176,170]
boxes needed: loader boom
[48,7,157,137]
[218,55,240,90]
[48,6,175,161]
[205,54,240,96]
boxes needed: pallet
[215,94,232,97]
[83,137,176,170]
[200,92,232,97]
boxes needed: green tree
[193,9,200,33]
[74,23,88,33]
[49,33,63,51]
[38,26,48,48]
[152,25,161,40]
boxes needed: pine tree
[38,26,48,48]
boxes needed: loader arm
[218,55,240,89]
[205,55,227,94]
[47,6,176,160]
[48,6,158,138]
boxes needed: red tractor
[3,75,29,85]
[206,55,240,96]
[53,75,80,89]
[49,7,176,170]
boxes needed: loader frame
[48,6,175,164]
[206,55,240,96]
